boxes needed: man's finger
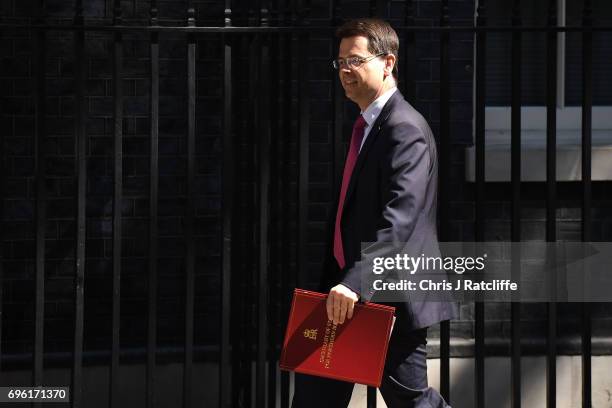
[333,295,342,324]
[338,299,348,324]
[346,299,355,320]
[326,294,334,322]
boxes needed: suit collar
[344,89,403,206]
[360,87,398,129]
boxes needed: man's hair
[335,18,399,80]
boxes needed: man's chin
[344,90,357,103]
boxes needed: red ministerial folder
[279,289,395,387]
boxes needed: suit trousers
[291,327,451,408]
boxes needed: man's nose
[339,66,352,76]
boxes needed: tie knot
[353,114,366,131]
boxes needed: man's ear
[384,54,396,77]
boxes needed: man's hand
[326,284,359,325]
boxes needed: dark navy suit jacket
[320,89,459,332]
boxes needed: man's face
[337,35,387,109]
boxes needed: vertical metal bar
[231,31,243,408]
[250,30,259,408]
[267,3,280,407]
[510,5,522,244]
[580,1,592,407]
[280,2,293,406]
[221,5,234,408]
[183,6,196,408]
[251,8,262,408]
[332,0,344,191]
[545,2,557,407]
[556,0,566,108]
[402,0,416,102]
[147,4,159,408]
[474,2,486,408]
[296,6,311,406]
[438,1,451,402]
[240,23,255,408]
[230,17,240,408]
[72,0,87,406]
[110,3,123,407]
[33,0,47,399]
[296,0,309,300]
[291,5,312,401]
[510,2,522,408]
[256,6,271,408]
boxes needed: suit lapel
[343,90,401,207]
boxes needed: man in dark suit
[292,18,458,408]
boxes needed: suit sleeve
[340,121,431,301]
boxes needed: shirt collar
[360,86,398,127]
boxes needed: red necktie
[333,114,367,269]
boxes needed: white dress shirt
[359,86,398,153]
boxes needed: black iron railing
[0,0,606,407]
